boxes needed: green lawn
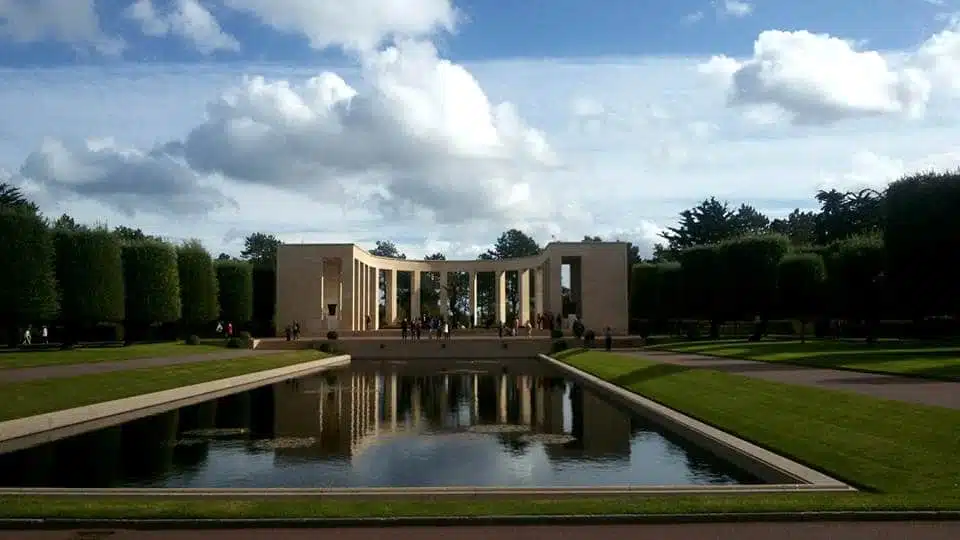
[557,349,960,496]
[0,350,330,421]
[0,342,227,370]
[648,339,960,379]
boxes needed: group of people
[282,321,301,341]
[215,320,236,338]
[400,316,451,341]
[20,324,48,345]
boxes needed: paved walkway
[627,350,960,410]
[3,522,959,539]
[0,350,287,384]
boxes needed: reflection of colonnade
[272,370,631,461]
[276,242,630,334]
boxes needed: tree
[241,232,282,268]
[720,234,790,338]
[813,188,884,245]
[370,240,410,322]
[0,207,59,345]
[113,225,162,244]
[53,227,125,344]
[177,240,219,332]
[216,260,254,326]
[216,253,232,261]
[777,253,826,342]
[831,233,885,341]
[769,209,817,246]
[658,198,771,257]
[677,244,725,337]
[0,182,39,214]
[122,240,181,341]
[884,170,960,320]
[483,229,541,320]
[52,214,88,233]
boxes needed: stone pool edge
[0,355,351,455]
[538,353,855,492]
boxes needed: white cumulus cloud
[0,0,123,55]
[126,0,240,55]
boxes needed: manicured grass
[0,342,227,370]
[2,492,960,520]
[0,350,329,421]
[556,349,960,495]
[648,339,960,379]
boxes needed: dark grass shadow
[680,361,819,375]
[823,375,950,386]
[609,363,691,387]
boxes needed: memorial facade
[275,241,630,335]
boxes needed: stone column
[337,260,344,329]
[468,271,478,326]
[411,270,421,319]
[354,260,362,331]
[518,268,530,326]
[534,266,544,321]
[548,258,563,317]
[386,269,397,324]
[494,269,506,324]
[359,262,367,330]
[319,258,326,327]
[438,270,448,316]
[368,266,379,330]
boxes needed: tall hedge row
[0,208,59,333]
[122,241,181,327]
[720,234,790,321]
[177,242,219,328]
[53,228,125,328]
[216,261,253,325]
[777,253,826,323]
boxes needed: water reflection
[0,361,762,488]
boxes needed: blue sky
[0,0,949,67]
[1,0,959,259]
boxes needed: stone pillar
[518,268,530,326]
[337,260,344,330]
[494,270,506,324]
[368,266,379,330]
[411,270,421,319]
[341,258,354,332]
[354,260,362,331]
[438,270,448,316]
[534,266,544,321]
[548,258,563,317]
[468,271,478,326]
[386,269,397,324]
[359,262,367,330]
[319,258,326,327]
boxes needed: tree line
[634,170,960,340]
[0,187,280,345]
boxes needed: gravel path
[624,350,960,410]
[0,349,287,384]
[3,522,959,540]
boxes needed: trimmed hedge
[216,260,253,325]
[177,241,219,328]
[777,253,826,324]
[53,228,125,328]
[0,208,59,331]
[122,241,182,326]
[720,234,790,320]
[677,245,721,323]
[830,233,885,320]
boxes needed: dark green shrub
[630,263,660,319]
[655,262,683,321]
[583,329,596,347]
[122,241,181,340]
[216,260,253,325]
[549,339,568,353]
[318,342,342,354]
[252,266,276,334]
[777,253,826,342]
[0,207,59,342]
[720,234,790,329]
[678,246,722,332]
[326,330,338,340]
[885,170,960,318]
[177,241,219,330]
[185,334,201,345]
[53,228,125,333]
[550,328,563,339]
[831,233,885,323]
[225,337,242,349]
[572,319,585,339]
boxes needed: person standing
[604,327,613,351]
[41,325,48,344]
[401,319,409,341]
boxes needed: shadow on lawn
[610,363,691,387]
[823,374,953,386]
